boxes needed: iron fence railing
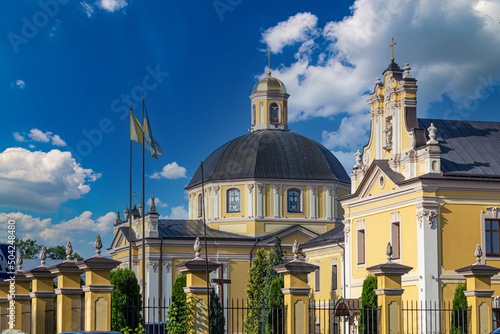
[21,302,32,334]
[402,300,471,334]
[222,299,286,334]
[44,300,56,334]
[70,296,85,331]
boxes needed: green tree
[46,245,81,260]
[244,248,269,334]
[359,275,378,334]
[451,283,468,334]
[14,238,41,259]
[209,287,225,334]
[267,276,284,334]
[111,269,142,332]
[166,273,195,334]
[265,235,286,303]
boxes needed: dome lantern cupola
[249,50,290,132]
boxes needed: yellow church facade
[303,58,500,312]
[108,70,350,317]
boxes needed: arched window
[226,188,241,213]
[197,193,203,218]
[252,104,256,126]
[269,102,280,125]
[287,188,301,213]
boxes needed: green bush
[451,283,468,334]
[244,248,269,334]
[166,273,195,334]
[359,275,378,334]
[111,269,142,332]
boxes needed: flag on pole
[143,107,162,159]
[130,110,143,145]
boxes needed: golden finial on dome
[266,46,272,76]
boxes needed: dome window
[226,188,241,213]
[287,188,301,213]
[269,102,280,125]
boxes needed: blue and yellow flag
[143,108,162,159]
[130,110,143,145]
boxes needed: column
[7,270,31,331]
[176,238,220,334]
[0,279,8,329]
[333,186,338,219]
[48,245,84,333]
[326,187,333,219]
[24,249,56,334]
[257,184,264,218]
[367,244,412,334]
[247,185,254,218]
[273,185,280,218]
[416,203,439,307]
[343,218,351,298]
[309,186,317,219]
[214,186,220,220]
[456,245,500,334]
[274,241,318,334]
[77,236,120,331]
[146,259,159,322]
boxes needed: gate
[70,296,85,331]
[21,302,32,334]
[44,300,56,334]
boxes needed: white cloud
[331,151,355,176]
[11,80,25,90]
[28,129,51,143]
[28,144,35,149]
[262,2,500,153]
[13,132,25,142]
[147,197,168,208]
[99,0,128,12]
[0,148,100,211]
[51,134,67,147]
[150,162,187,180]
[0,211,114,249]
[81,1,94,17]
[163,206,188,219]
[321,112,370,151]
[262,12,318,53]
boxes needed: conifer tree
[451,283,467,334]
[359,275,378,334]
[209,287,225,334]
[267,276,284,334]
[244,248,269,334]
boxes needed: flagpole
[129,105,133,271]
[142,94,146,323]
[201,162,211,334]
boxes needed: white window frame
[331,259,338,292]
[225,187,242,214]
[390,211,402,262]
[269,102,281,125]
[481,207,500,262]
[314,261,320,293]
[285,187,303,214]
[197,193,203,218]
[356,219,367,268]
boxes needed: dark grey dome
[186,130,350,188]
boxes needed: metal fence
[308,298,379,334]
[222,299,286,334]
[70,296,85,331]
[44,300,56,334]
[402,300,471,334]
[21,302,32,334]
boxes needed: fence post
[456,244,500,334]
[176,238,220,334]
[7,265,31,331]
[23,247,56,334]
[76,235,120,331]
[367,242,412,334]
[48,241,84,332]
[273,240,318,334]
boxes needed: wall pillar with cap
[8,253,31,331]
[48,241,84,332]
[366,242,412,334]
[456,244,500,334]
[176,237,220,334]
[23,247,57,334]
[273,240,318,334]
[77,235,120,331]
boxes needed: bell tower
[249,49,290,131]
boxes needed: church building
[302,54,500,315]
[108,69,350,311]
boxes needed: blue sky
[1,0,499,258]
